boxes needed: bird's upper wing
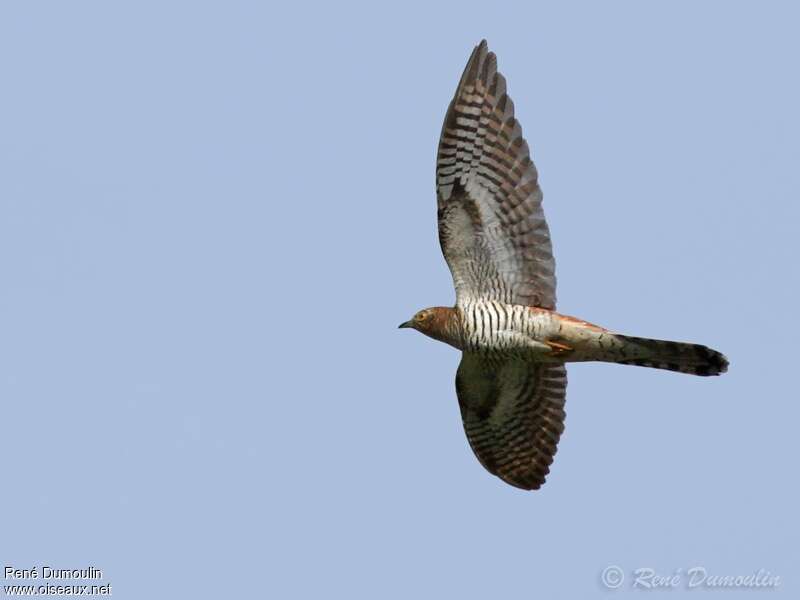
[456,353,567,490]
[437,40,556,308]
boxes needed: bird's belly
[458,301,560,355]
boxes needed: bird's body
[417,302,727,376]
[399,40,728,490]
[417,303,566,356]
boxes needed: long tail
[613,335,729,376]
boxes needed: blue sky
[2,1,798,598]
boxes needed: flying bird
[399,40,728,491]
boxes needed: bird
[399,40,729,491]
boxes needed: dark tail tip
[697,347,729,376]
[615,336,729,376]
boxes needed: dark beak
[398,321,412,329]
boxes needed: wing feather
[437,40,556,308]
[456,353,567,490]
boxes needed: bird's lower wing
[456,353,567,490]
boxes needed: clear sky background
[2,1,798,598]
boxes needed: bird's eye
[416,312,427,322]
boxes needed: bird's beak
[398,321,412,329]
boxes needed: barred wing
[437,40,556,308]
[456,354,567,490]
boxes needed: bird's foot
[545,340,574,358]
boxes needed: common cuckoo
[399,40,728,491]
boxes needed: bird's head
[398,307,458,347]
[398,308,436,333]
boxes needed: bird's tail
[613,334,729,376]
